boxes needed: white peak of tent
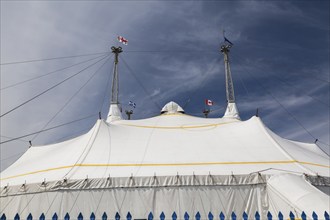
[106,103,122,122]
[223,102,240,119]
[161,101,185,114]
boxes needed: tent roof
[161,101,185,114]
[1,108,329,186]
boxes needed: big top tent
[1,43,329,220]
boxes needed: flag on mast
[205,99,214,106]
[224,37,233,45]
[129,101,136,108]
[117,36,128,45]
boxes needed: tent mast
[221,44,235,103]
[106,46,123,122]
[220,42,240,119]
[111,46,122,104]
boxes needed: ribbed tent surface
[1,102,329,219]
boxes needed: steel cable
[31,55,111,142]
[0,55,109,118]
[121,57,162,110]
[1,53,110,90]
[0,51,109,66]
[232,55,329,147]
[0,114,98,145]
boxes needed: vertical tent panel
[78,213,83,220]
[0,214,6,220]
[195,212,200,220]
[52,213,58,220]
[160,212,165,220]
[208,212,213,220]
[172,212,177,220]
[102,212,107,220]
[27,213,32,220]
[64,213,70,220]
[90,213,95,220]
[148,212,153,220]
[220,212,225,220]
[14,213,20,220]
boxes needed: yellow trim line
[120,121,237,129]
[1,160,329,181]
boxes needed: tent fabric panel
[0,121,101,184]
[1,174,328,219]
[267,173,329,215]
[1,183,327,220]
[287,140,329,158]
[1,117,329,186]
[1,174,268,196]
[0,183,276,220]
[265,127,329,163]
[2,162,321,187]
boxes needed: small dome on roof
[161,101,185,114]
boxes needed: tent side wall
[1,174,329,220]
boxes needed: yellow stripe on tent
[1,160,329,181]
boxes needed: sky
[0,0,329,171]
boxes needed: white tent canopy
[1,102,329,219]
[1,111,329,185]
[1,42,329,219]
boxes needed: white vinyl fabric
[1,115,328,186]
[161,101,185,114]
[1,102,329,218]
[267,174,329,215]
[107,104,122,122]
[1,174,328,219]
[223,103,240,119]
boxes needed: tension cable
[0,55,109,118]
[0,51,109,66]
[0,114,98,145]
[1,53,110,90]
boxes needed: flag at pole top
[205,99,214,106]
[224,37,233,46]
[129,101,136,108]
[117,36,128,45]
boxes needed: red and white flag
[205,99,214,106]
[117,36,128,45]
